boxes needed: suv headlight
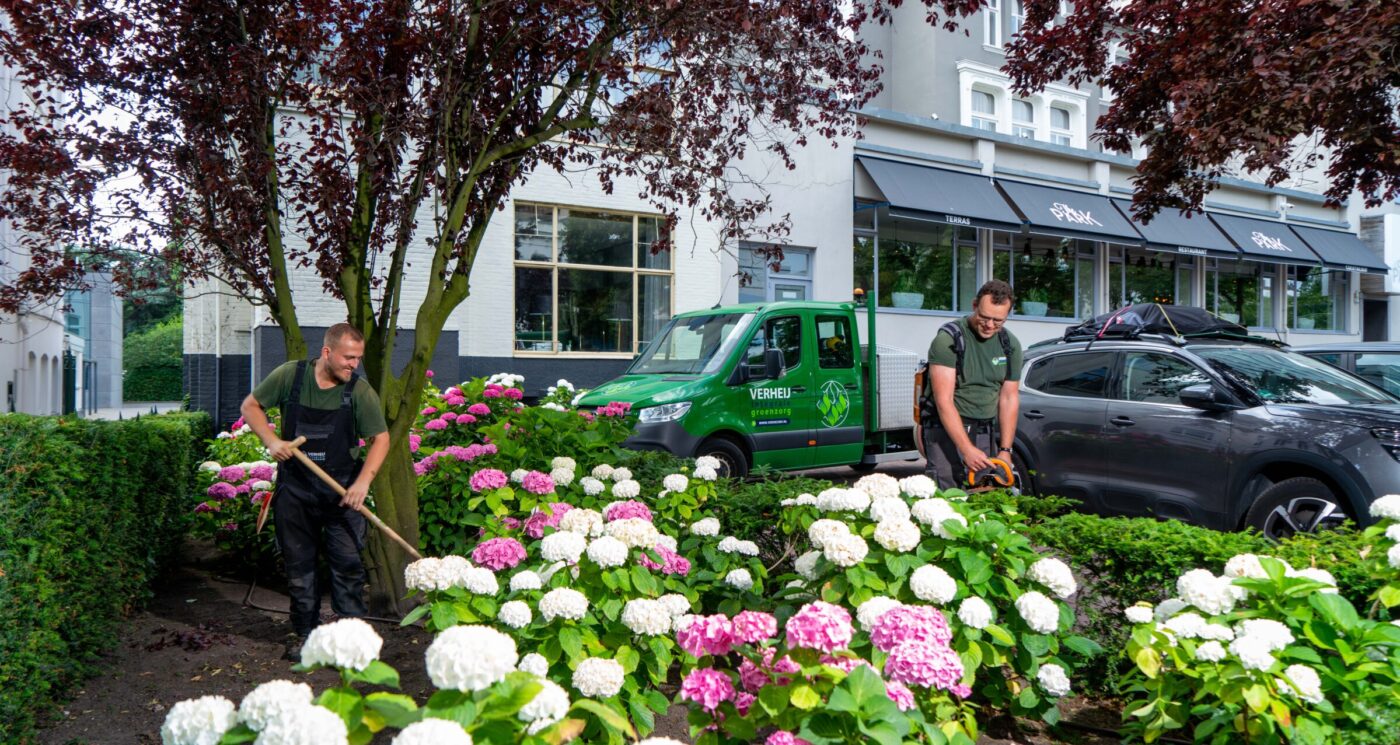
[1372,428,1400,462]
[638,402,691,423]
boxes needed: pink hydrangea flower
[231,417,245,430]
[441,411,458,422]
[424,418,448,431]
[885,680,917,711]
[194,502,215,513]
[468,403,491,416]
[425,369,434,379]
[218,465,246,482]
[523,503,572,539]
[413,461,429,476]
[249,464,275,482]
[421,406,438,415]
[250,492,269,505]
[734,691,756,716]
[731,611,778,645]
[579,410,595,422]
[869,605,953,653]
[408,434,421,453]
[500,516,522,531]
[821,654,876,675]
[446,387,462,397]
[234,483,251,494]
[952,683,972,698]
[456,414,477,425]
[679,668,735,713]
[207,482,237,500]
[597,401,633,417]
[785,601,854,653]
[738,647,799,692]
[637,545,690,576]
[521,471,555,495]
[472,537,527,571]
[766,733,812,745]
[482,388,502,399]
[505,388,523,400]
[470,468,509,492]
[677,615,734,658]
[604,500,653,522]
[220,521,238,532]
[444,393,467,406]
[882,639,964,691]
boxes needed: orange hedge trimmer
[255,435,422,560]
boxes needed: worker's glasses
[973,311,1008,327]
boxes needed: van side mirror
[1179,384,1235,411]
[764,348,785,380]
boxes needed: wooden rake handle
[286,436,423,560]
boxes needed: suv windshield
[629,313,755,375]
[1194,346,1396,405]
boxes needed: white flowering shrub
[1121,540,1400,744]
[774,485,1098,725]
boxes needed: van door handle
[790,386,806,393]
[1111,416,1135,427]
[1024,410,1045,420]
[844,383,859,390]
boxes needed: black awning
[1111,199,1239,259]
[1208,213,1321,265]
[996,179,1143,243]
[1289,225,1387,274]
[855,156,1023,231]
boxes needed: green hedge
[0,411,208,743]
[124,316,184,401]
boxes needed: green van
[575,299,921,477]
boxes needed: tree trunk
[365,435,419,615]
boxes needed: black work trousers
[273,490,368,636]
[922,418,996,490]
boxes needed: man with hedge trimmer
[240,323,390,660]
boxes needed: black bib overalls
[274,360,369,635]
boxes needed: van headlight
[638,402,691,423]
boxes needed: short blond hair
[324,323,364,350]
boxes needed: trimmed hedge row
[0,411,209,744]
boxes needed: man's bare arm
[241,394,295,461]
[932,364,992,472]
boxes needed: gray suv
[1015,336,1400,538]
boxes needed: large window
[738,243,813,303]
[1287,266,1347,332]
[1012,99,1035,138]
[984,0,1002,47]
[852,210,979,313]
[971,90,999,131]
[992,233,1096,319]
[1207,260,1273,328]
[1010,0,1025,36]
[513,204,672,354]
[1109,246,1195,308]
[1050,105,1073,146]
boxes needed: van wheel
[1244,477,1349,540]
[697,437,748,479]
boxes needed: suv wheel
[697,437,748,479]
[1244,477,1349,540]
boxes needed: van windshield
[629,313,755,375]
[1194,346,1397,405]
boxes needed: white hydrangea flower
[1036,663,1071,697]
[392,718,473,745]
[1238,619,1294,652]
[1389,544,1400,570]
[898,474,938,498]
[1028,557,1078,599]
[794,550,823,581]
[161,696,238,745]
[910,565,957,604]
[725,568,755,590]
[807,519,851,549]
[655,534,678,552]
[621,598,673,636]
[718,536,760,556]
[572,657,625,698]
[663,474,689,492]
[511,468,528,483]
[1154,598,1189,621]
[1162,612,1206,639]
[1229,635,1277,672]
[459,566,499,596]
[816,487,872,513]
[911,498,968,538]
[550,467,575,488]
[300,618,382,671]
[551,456,577,471]
[823,532,869,568]
[795,492,818,506]
[558,508,604,537]
[498,600,533,629]
[1194,640,1227,662]
[1176,569,1239,616]
[1015,591,1060,634]
[869,497,911,523]
[1289,567,1338,593]
[1124,605,1154,624]
[658,593,691,618]
[693,465,719,481]
[603,467,629,482]
[612,479,641,499]
[591,464,615,480]
[405,557,449,593]
[1281,664,1325,705]
[518,652,550,677]
[873,519,921,553]
[1370,494,1400,521]
[853,473,901,500]
[579,477,606,496]
[1223,553,1270,580]
[426,625,518,691]
[253,704,348,745]
[605,518,660,549]
[199,461,222,472]
[540,588,590,622]
[238,680,312,732]
[586,536,630,568]
[690,517,720,536]
[856,596,903,629]
[695,455,722,470]
[1386,523,1400,542]
[250,480,273,492]
[518,679,570,734]
[957,596,994,629]
[509,571,543,592]
[540,531,588,563]
[1198,623,1235,641]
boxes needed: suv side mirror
[763,348,785,380]
[1179,383,1234,411]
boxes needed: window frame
[971,89,999,132]
[984,0,1003,48]
[743,314,806,377]
[1115,350,1214,407]
[992,232,1098,321]
[1010,0,1025,37]
[1027,350,1117,399]
[1286,265,1348,333]
[816,315,856,370]
[1012,98,1036,138]
[512,202,675,357]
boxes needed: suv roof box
[1062,303,1251,343]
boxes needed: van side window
[1024,357,1054,391]
[1039,351,1114,398]
[745,316,803,373]
[816,316,854,369]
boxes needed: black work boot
[282,632,307,662]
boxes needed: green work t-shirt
[252,360,388,440]
[928,316,1024,421]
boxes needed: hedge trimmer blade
[965,457,1015,491]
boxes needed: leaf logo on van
[817,380,850,428]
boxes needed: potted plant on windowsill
[1020,288,1049,316]
[889,273,926,309]
[1296,316,1317,330]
